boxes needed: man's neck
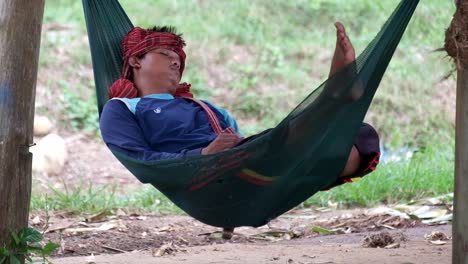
[139,86,176,97]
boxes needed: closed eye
[157,50,180,64]
[159,51,169,57]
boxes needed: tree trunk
[445,1,468,263]
[453,66,468,264]
[0,0,45,252]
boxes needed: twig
[101,245,128,253]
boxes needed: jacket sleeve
[99,99,202,161]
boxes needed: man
[100,22,380,188]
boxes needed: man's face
[138,48,182,94]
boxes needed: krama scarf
[109,27,192,98]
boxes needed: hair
[147,25,183,38]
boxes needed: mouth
[167,72,181,84]
[171,70,181,79]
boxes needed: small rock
[31,215,42,225]
[34,115,53,136]
[85,253,96,264]
[30,133,67,176]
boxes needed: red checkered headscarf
[109,27,193,98]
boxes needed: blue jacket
[100,93,241,161]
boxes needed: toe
[335,21,344,29]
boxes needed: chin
[168,86,178,95]
[170,81,180,90]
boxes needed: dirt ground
[33,134,452,264]
[51,235,450,264]
[44,212,451,264]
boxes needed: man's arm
[100,100,202,161]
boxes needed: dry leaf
[156,226,173,233]
[415,208,448,220]
[250,230,298,241]
[392,204,419,213]
[152,242,175,257]
[208,231,224,239]
[331,227,352,234]
[328,200,338,209]
[384,242,400,249]
[63,227,96,234]
[381,224,396,230]
[115,208,127,217]
[64,220,127,233]
[425,193,453,205]
[47,220,77,233]
[341,213,353,219]
[281,214,318,220]
[424,231,450,241]
[98,220,125,231]
[86,211,108,223]
[368,207,410,219]
[315,207,332,213]
[429,240,447,245]
[422,214,453,225]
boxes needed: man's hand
[201,133,243,155]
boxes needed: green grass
[306,142,454,208]
[31,184,181,215]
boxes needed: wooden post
[453,67,468,264]
[0,0,45,250]
[445,1,468,263]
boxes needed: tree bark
[0,0,45,251]
[445,1,468,263]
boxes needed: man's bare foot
[329,22,356,77]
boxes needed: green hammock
[83,0,419,228]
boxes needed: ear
[128,56,141,69]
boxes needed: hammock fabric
[83,0,419,228]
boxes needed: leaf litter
[30,193,453,258]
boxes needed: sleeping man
[99,22,380,189]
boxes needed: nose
[171,60,180,70]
